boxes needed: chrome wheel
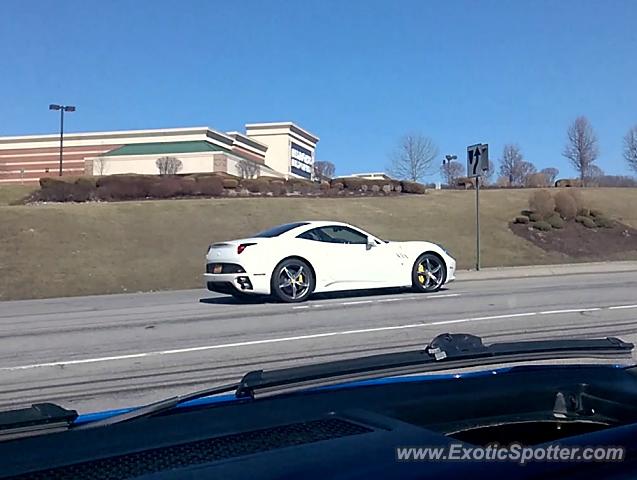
[271,259,314,302]
[412,254,446,292]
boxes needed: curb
[455,261,637,282]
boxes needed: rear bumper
[203,273,270,295]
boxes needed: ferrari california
[203,221,456,302]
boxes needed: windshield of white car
[254,222,310,238]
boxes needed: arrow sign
[467,144,489,178]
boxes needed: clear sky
[1,0,636,179]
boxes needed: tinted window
[254,222,309,238]
[299,226,368,244]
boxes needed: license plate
[213,265,223,274]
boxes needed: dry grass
[1,187,636,300]
[0,185,35,206]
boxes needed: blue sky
[1,0,636,179]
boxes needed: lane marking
[293,292,460,310]
[429,312,538,326]
[3,303,632,372]
[609,305,637,310]
[539,308,601,315]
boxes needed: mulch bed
[509,220,637,257]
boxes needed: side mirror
[366,238,376,250]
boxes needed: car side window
[297,226,368,244]
[297,228,325,242]
[320,226,368,244]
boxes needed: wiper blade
[0,403,77,442]
[73,382,239,430]
[236,334,634,399]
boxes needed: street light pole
[49,104,76,177]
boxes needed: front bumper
[203,273,270,295]
[445,256,456,283]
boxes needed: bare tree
[388,134,438,182]
[624,126,637,174]
[540,167,559,185]
[314,161,336,179]
[440,160,464,187]
[585,164,604,181]
[93,156,108,176]
[237,158,260,179]
[562,116,599,186]
[481,159,495,185]
[498,144,536,186]
[156,156,183,175]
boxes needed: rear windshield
[254,222,309,238]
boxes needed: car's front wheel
[412,253,446,293]
[271,258,315,303]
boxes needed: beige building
[0,122,319,184]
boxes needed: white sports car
[204,221,456,302]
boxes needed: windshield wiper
[73,382,240,430]
[74,334,633,429]
[235,334,634,399]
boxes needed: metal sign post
[467,144,489,271]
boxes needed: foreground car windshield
[254,222,309,237]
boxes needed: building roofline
[245,122,320,143]
[0,126,234,144]
[226,131,268,151]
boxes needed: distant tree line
[387,116,637,188]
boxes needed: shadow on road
[199,287,450,306]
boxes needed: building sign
[290,143,313,179]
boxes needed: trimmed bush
[554,191,577,219]
[394,184,402,193]
[514,216,530,224]
[382,184,392,194]
[575,215,589,223]
[180,177,200,196]
[533,221,552,231]
[269,181,287,196]
[331,182,344,191]
[528,212,542,222]
[241,178,270,194]
[590,209,604,218]
[400,181,427,194]
[370,184,381,193]
[546,214,565,229]
[96,174,156,200]
[581,217,596,228]
[197,176,224,196]
[148,177,182,199]
[360,184,368,192]
[222,178,239,189]
[528,190,555,219]
[594,216,613,228]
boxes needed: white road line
[292,306,309,310]
[341,300,374,306]
[2,302,629,372]
[539,308,601,315]
[377,298,401,303]
[429,312,538,326]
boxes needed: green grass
[1,188,636,300]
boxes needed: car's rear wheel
[271,258,315,303]
[412,253,446,293]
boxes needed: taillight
[237,243,256,254]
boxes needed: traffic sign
[467,144,489,178]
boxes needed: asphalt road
[1,264,637,414]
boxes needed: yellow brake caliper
[417,263,425,284]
